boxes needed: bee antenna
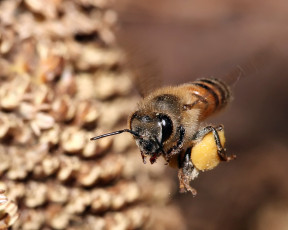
[90,129,140,141]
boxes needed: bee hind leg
[178,151,198,196]
[193,125,236,162]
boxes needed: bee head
[129,112,173,164]
[90,112,173,164]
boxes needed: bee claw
[227,154,237,161]
[218,149,236,162]
[141,152,147,164]
[189,188,197,196]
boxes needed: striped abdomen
[184,78,231,121]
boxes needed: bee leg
[193,125,236,161]
[178,150,198,196]
[211,125,236,161]
[140,151,147,164]
[167,126,185,157]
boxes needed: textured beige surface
[0,1,184,229]
[0,189,19,229]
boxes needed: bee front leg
[193,125,236,162]
[167,126,185,158]
[178,150,198,196]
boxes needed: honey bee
[91,78,236,195]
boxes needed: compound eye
[157,114,173,143]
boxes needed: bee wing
[183,47,274,116]
[117,33,162,97]
[127,53,162,97]
[221,47,273,87]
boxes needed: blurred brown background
[114,0,288,229]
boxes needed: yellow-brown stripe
[184,78,230,120]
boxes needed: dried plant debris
[0,0,182,229]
